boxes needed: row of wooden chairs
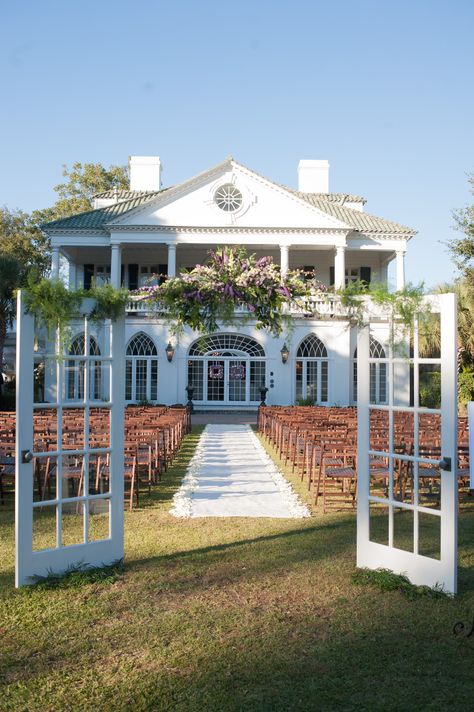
[259,406,471,512]
[0,405,191,509]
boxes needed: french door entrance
[206,359,262,404]
[188,333,266,408]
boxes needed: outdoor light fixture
[165,341,175,362]
[280,342,289,364]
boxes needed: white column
[396,251,405,291]
[334,246,346,289]
[167,243,177,277]
[111,245,121,288]
[68,261,77,290]
[280,245,289,276]
[51,248,60,279]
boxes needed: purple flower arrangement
[131,246,326,335]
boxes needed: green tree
[32,161,129,226]
[448,173,474,283]
[0,254,24,398]
[0,207,50,274]
[0,161,128,400]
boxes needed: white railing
[126,294,374,320]
[127,298,155,314]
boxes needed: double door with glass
[190,358,265,405]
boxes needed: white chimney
[129,155,162,191]
[297,159,329,193]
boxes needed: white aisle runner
[170,424,310,518]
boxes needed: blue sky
[1,0,473,288]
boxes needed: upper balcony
[126,293,372,321]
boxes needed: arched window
[67,334,102,401]
[188,333,265,357]
[295,334,329,404]
[126,332,158,402]
[353,337,387,404]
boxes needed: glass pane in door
[207,360,225,401]
[229,360,246,401]
[250,361,266,401]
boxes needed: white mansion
[43,156,415,410]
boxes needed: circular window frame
[214,183,243,212]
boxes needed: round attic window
[214,184,243,212]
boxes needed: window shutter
[120,264,125,287]
[329,266,335,286]
[83,264,94,290]
[360,266,371,285]
[128,264,139,291]
[158,264,168,285]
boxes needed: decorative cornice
[106,224,351,236]
[47,229,105,236]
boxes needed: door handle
[21,450,34,464]
[438,457,451,472]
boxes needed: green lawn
[1,427,474,711]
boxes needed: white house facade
[43,156,416,410]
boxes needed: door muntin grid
[32,320,113,549]
[16,293,125,587]
[357,295,458,593]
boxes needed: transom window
[214,184,243,212]
[297,334,328,359]
[189,334,264,357]
[127,333,158,357]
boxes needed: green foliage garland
[22,276,130,354]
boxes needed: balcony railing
[126,293,359,320]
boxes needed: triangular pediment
[106,159,351,232]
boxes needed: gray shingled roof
[290,191,366,205]
[42,192,163,230]
[92,189,160,200]
[293,192,414,234]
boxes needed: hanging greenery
[23,273,83,354]
[134,246,321,336]
[88,283,130,323]
[22,275,130,354]
[325,279,428,328]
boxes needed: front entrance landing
[191,411,258,425]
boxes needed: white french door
[357,294,458,594]
[205,359,261,404]
[15,292,125,587]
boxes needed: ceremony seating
[258,405,472,512]
[0,405,190,509]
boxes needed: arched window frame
[353,337,387,404]
[67,334,101,401]
[125,332,158,403]
[295,334,329,404]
